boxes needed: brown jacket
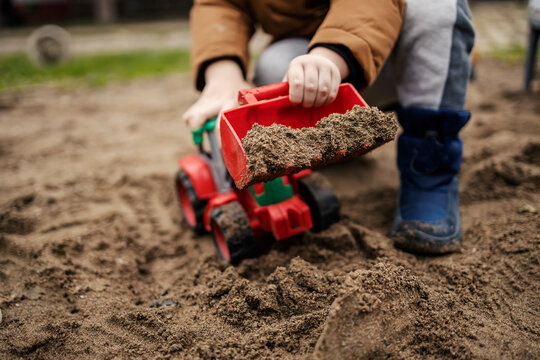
[191,0,405,90]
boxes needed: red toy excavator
[175,82,384,264]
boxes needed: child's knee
[254,38,309,86]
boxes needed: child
[183,0,475,254]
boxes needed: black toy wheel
[175,169,207,235]
[298,172,340,232]
[210,201,257,264]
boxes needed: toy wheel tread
[298,172,340,232]
[210,201,257,264]
[175,169,207,235]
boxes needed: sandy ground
[0,58,539,359]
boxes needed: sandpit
[0,60,539,359]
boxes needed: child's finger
[287,62,304,104]
[302,63,318,107]
[182,108,195,127]
[183,104,216,130]
[187,112,207,130]
[314,68,332,106]
[325,68,341,105]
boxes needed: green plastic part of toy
[192,116,217,145]
[249,177,294,206]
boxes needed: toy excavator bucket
[220,82,377,189]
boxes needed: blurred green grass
[0,49,190,92]
[488,45,538,64]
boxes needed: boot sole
[391,224,462,255]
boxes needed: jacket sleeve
[309,0,405,88]
[190,0,255,90]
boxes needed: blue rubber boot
[390,107,470,254]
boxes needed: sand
[0,59,539,359]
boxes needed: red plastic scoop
[220,82,387,189]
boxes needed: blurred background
[1,0,193,25]
[0,0,538,92]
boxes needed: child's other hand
[183,60,249,130]
[285,47,350,107]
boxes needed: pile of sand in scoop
[241,105,398,184]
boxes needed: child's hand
[183,60,249,129]
[285,47,350,107]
